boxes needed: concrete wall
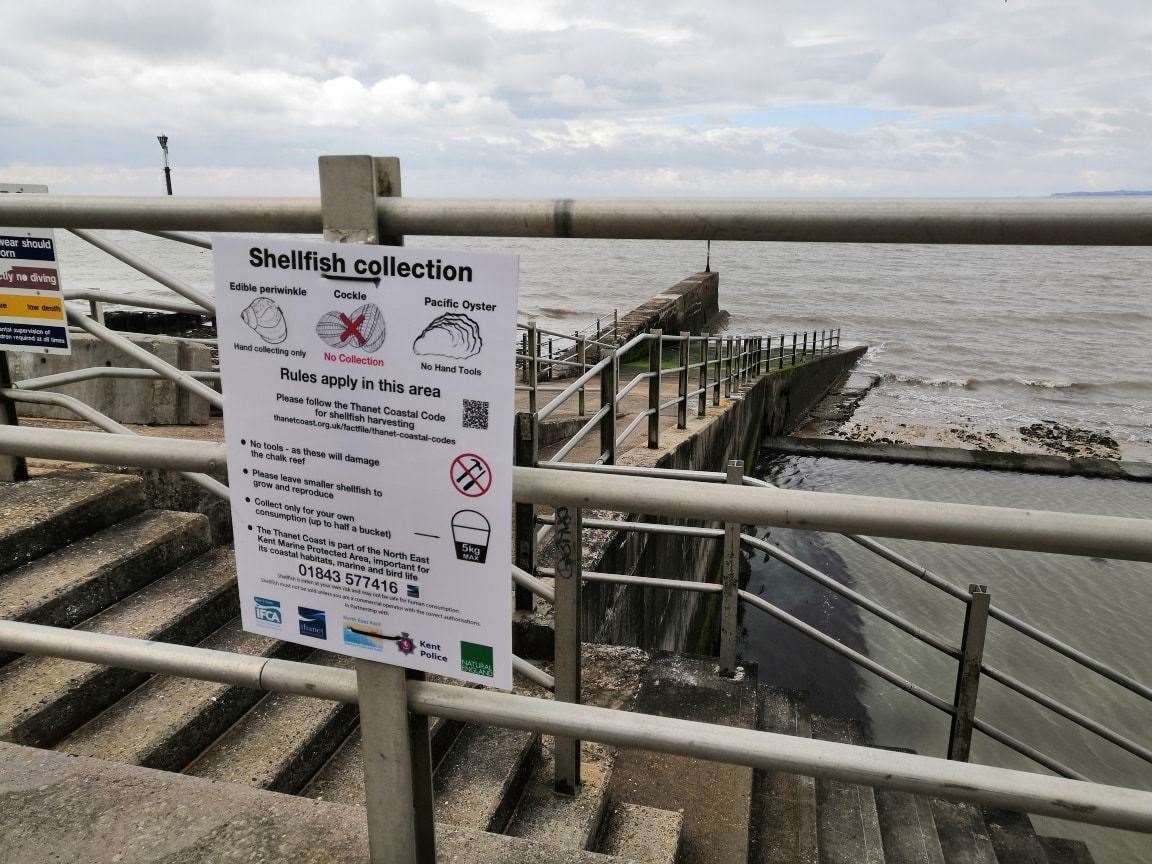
[548,271,720,379]
[583,347,867,653]
[10,333,214,425]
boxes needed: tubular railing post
[778,332,784,369]
[791,333,797,365]
[553,505,583,794]
[320,154,435,864]
[527,321,538,415]
[600,351,617,464]
[724,336,733,397]
[677,331,689,429]
[948,584,991,762]
[0,355,27,482]
[719,460,743,676]
[712,337,721,405]
[647,330,662,448]
[513,413,537,611]
[697,335,708,417]
[577,335,586,417]
[802,331,808,358]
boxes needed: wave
[878,373,1152,396]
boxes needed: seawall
[582,346,867,652]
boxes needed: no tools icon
[452,510,490,563]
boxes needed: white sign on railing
[0,186,70,355]
[215,236,517,688]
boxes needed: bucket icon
[452,510,491,563]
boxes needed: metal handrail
[0,618,1146,831]
[68,229,215,312]
[8,195,1152,246]
[17,366,221,391]
[534,513,1152,769]
[3,427,1151,782]
[63,288,209,316]
[0,389,226,499]
[67,310,224,410]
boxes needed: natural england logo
[316,303,386,352]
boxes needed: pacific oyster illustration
[315,303,386,352]
[412,313,482,359]
[240,297,288,344]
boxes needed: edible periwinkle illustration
[240,297,288,344]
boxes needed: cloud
[1,0,1149,196]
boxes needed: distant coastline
[1051,189,1152,197]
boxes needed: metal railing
[0,430,1150,835]
[530,458,1152,780]
[529,326,842,466]
[4,176,1152,863]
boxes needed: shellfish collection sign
[214,236,517,688]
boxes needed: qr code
[463,399,489,430]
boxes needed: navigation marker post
[214,156,518,864]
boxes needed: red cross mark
[451,453,492,497]
[338,312,366,346]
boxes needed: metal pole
[514,413,537,612]
[724,336,733,397]
[647,330,662,448]
[677,331,689,429]
[948,585,991,762]
[553,505,583,794]
[527,321,538,415]
[779,333,785,369]
[358,663,435,864]
[711,337,721,405]
[577,335,586,417]
[719,460,743,676]
[0,356,27,482]
[320,154,434,864]
[697,336,708,417]
[791,333,797,365]
[157,135,173,196]
[600,353,617,464]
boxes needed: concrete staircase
[0,470,684,863]
[753,688,1096,864]
[0,470,1097,863]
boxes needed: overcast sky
[1,0,1149,197]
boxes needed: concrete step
[981,809,1050,864]
[0,740,623,863]
[1037,836,1094,864]
[505,738,613,851]
[435,724,540,832]
[930,799,999,864]
[302,710,467,806]
[751,687,817,864]
[872,748,946,864]
[0,509,212,650]
[810,715,885,864]
[605,652,758,864]
[0,470,146,573]
[598,802,684,864]
[184,652,359,794]
[874,787,947,864]
[57,617,310,772]
[0,546,238,747]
